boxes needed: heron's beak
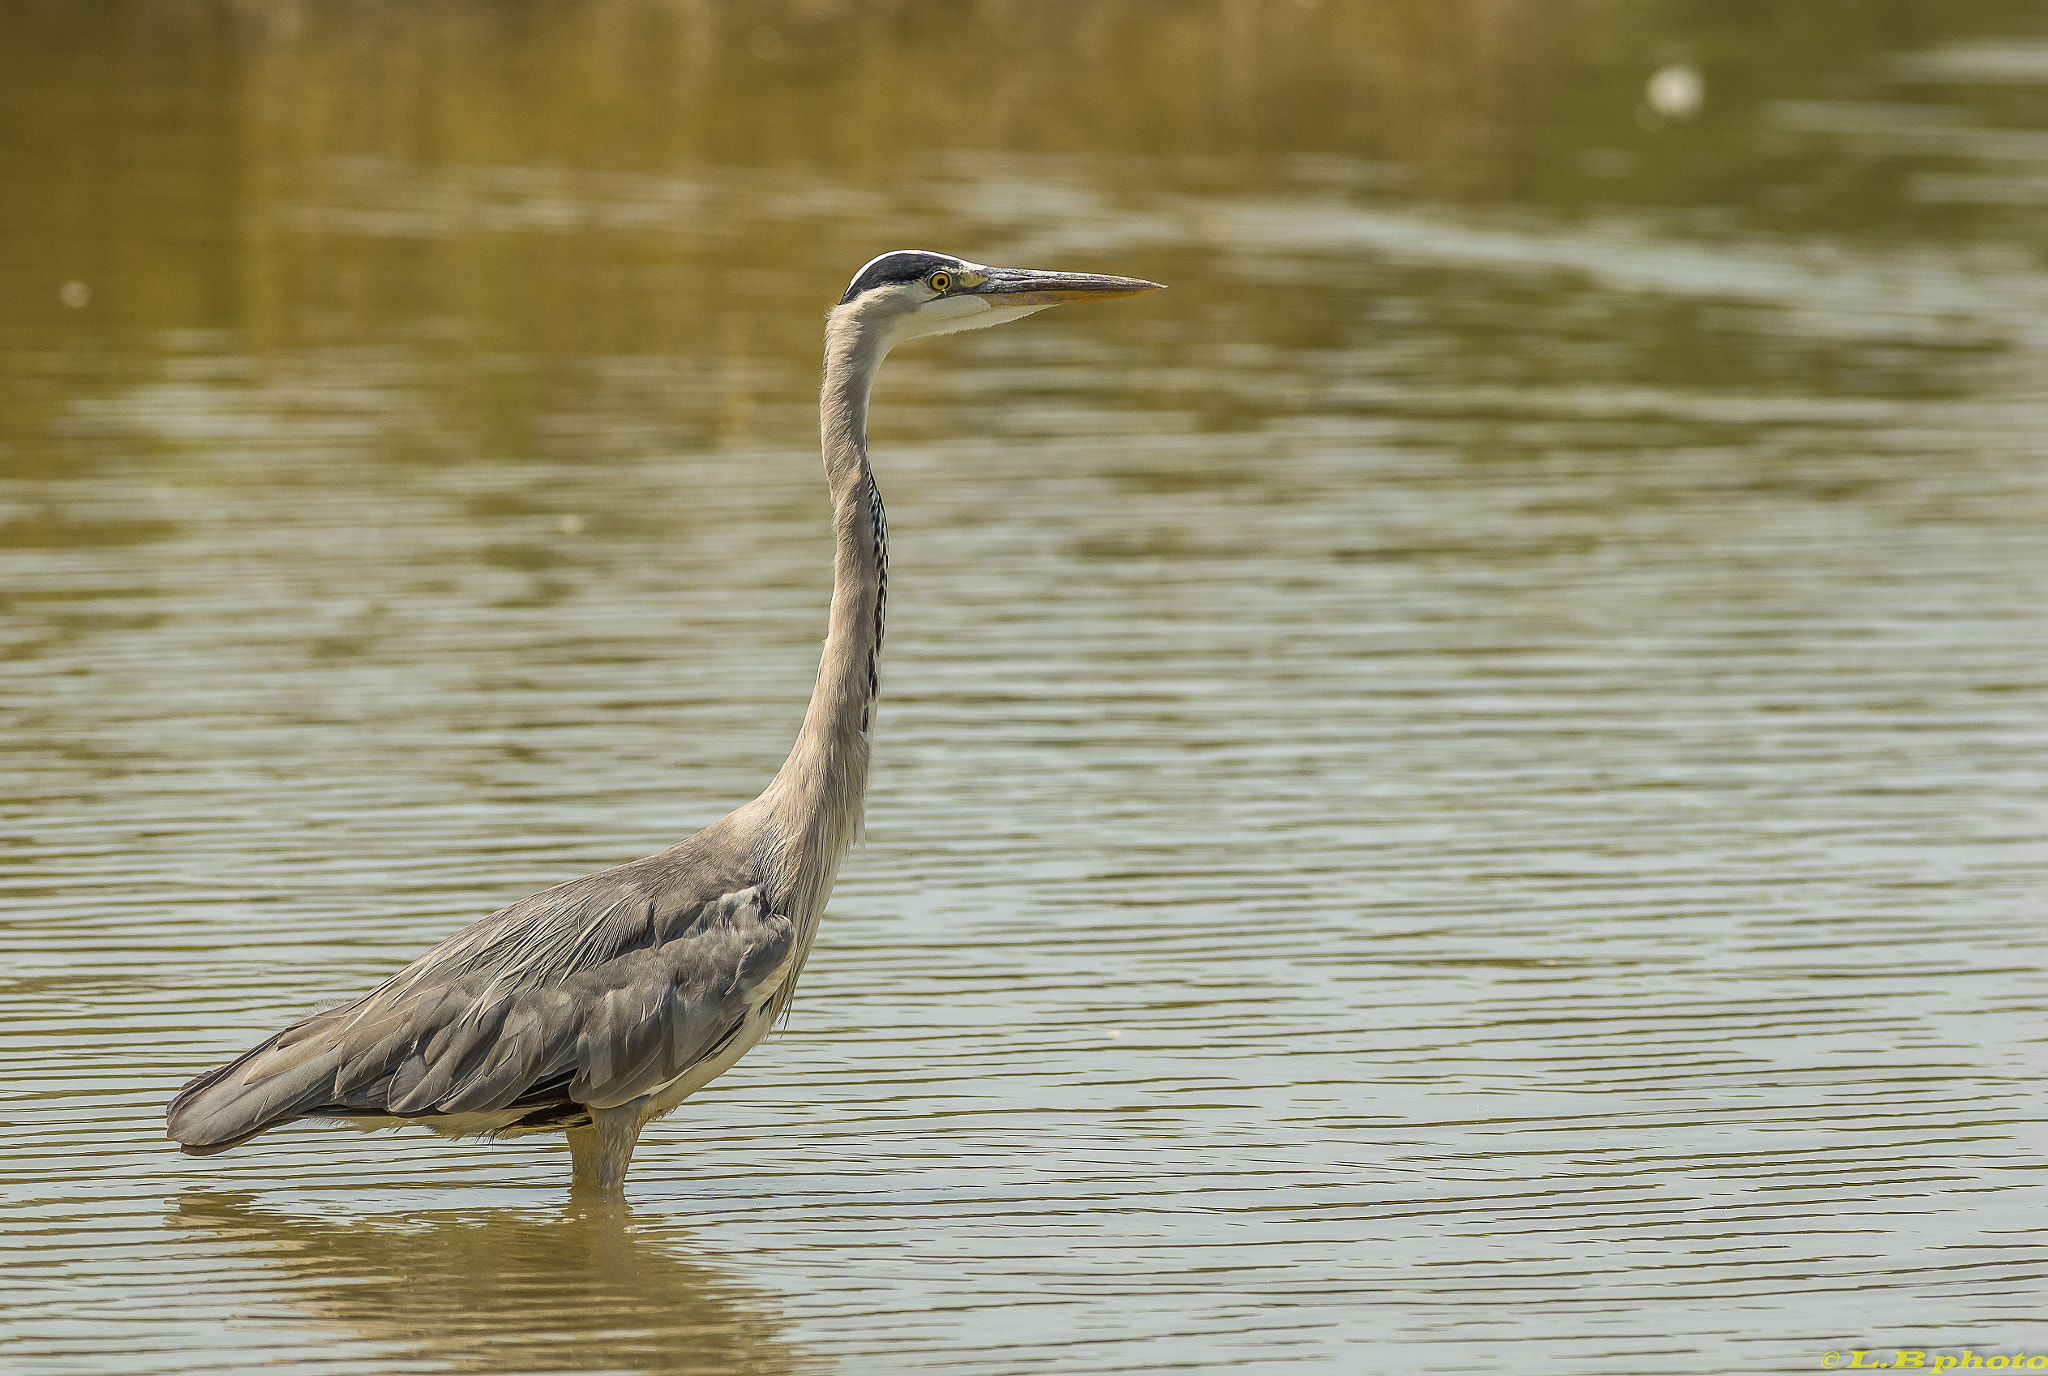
[970,268,1166,307]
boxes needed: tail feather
[178,1126,270,1157]
[166,1024,348,1151]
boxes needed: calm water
[5,3,2048,1373]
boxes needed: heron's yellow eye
[928,272,951,293]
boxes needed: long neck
[761,308,889,909]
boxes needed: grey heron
[166,251,1164,1192]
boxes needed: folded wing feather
[167,854,794,1151]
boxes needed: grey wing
[167,858,796,1152]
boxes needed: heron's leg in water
[567,1105,646,1192]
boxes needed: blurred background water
[4,2,2047,1373]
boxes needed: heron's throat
[816,305,892,735]
[818,306,891,733]
[762,308,892,895]
[817,302,888,466]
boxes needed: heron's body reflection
[169,1193,822,1375]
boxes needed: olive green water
[5,3,2048,1373]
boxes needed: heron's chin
[899,296,1051,342]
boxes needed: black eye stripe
[839,250,965,304]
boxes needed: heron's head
[832,250,1163,352]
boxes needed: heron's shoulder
[398,820,783,991]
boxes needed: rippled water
[6,3,2048,1373]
